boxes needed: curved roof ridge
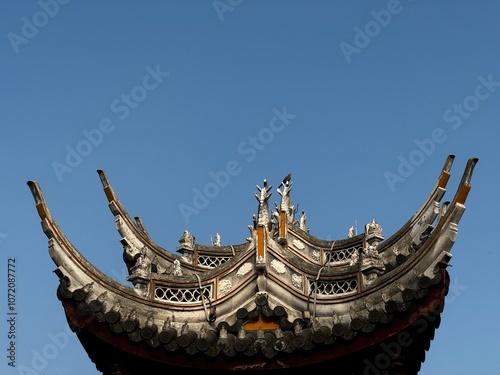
[97,169,215,275]
[378,154,455,251]
[27,180,138,298]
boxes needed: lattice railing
[197,255,231,269]
[308,277,358,296]
[325,246,361,263]
[154,284,213,304]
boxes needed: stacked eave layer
[27,154,477,373]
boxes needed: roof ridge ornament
[277,174,293,222]
[212,233,221,247]
[276,174,293,241]
[255,179,272,227]
[298,210,308,232]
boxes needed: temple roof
[27,155,478,374]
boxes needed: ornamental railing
[197,255,232,269]
[325,246,361,264]
[308,277,358,296]
[154,283,213,304]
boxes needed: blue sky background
[1,1,499,374]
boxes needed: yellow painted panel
[280,211,286,238]
[438,171,450,188]
[257,226,265,258]
[243,317,278,331]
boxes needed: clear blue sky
[1,1,499,374]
